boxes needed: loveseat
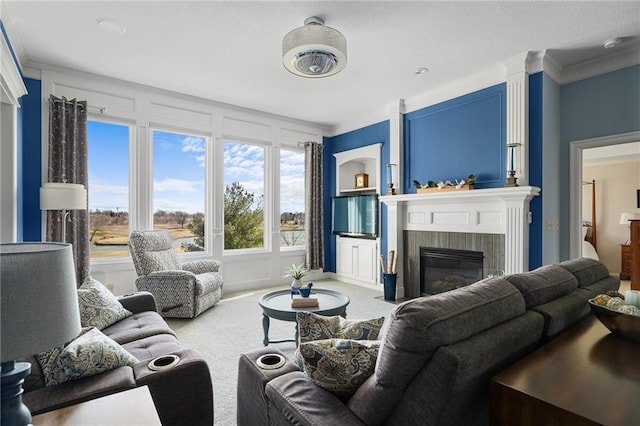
[237,258,618,426]
[22,291,214,425]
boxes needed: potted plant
[286,263,307,289]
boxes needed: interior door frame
[569,131,640,259]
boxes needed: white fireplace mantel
[380,186,540,298]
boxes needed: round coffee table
[258,289,350,346]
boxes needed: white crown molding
[560,44,640,85]
[0,4,26,70]
[1,30,27,105]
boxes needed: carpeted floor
[166,279,399,426]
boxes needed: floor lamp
[40,182,87,242]
[0,243,82,426]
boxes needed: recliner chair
[128,230,223,318]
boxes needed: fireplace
[420,247,483,296]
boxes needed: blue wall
[323,121,390,273]
[19,78,42,241]
[403,84,507,191]
[528,72,543,269]
[559,65,640,259]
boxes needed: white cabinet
[336,237,378,285]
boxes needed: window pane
[153,130,206,252]
[223,141,265,250]
[88,121,130,258]
[280,149,305,247]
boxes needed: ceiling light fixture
[283,16,347,78]
[96,18,126,34]
[603,37,623,49]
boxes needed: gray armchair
[128,230,223,318]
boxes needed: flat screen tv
[331,194,378,238]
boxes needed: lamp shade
[283,17,347,78]
[40,182,87,211]
[619,212,640,225]
[0,243,81,361]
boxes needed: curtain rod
[297,141,324,148]
[43,97,106,113]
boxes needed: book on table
[291,294,319,308]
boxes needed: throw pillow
[36,327,138,387]
[299,339,380,399]
[78,277,132,330]
[294,312,385,367]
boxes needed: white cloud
[182,136,205,153]
[89,182,128,195]
[154,178,201,192]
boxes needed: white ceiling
[2,1,640,130]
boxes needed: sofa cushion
[36,327,138,387]
[102,311,176,345]
[347,277,525,424]
[530,288,592,340]
[505,265,578,308]
[78,277,132,330]
[299,339,380,400]
[559,257,610,287]
[293,312,385,367]
[121,333,182,361]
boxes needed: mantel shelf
[340,187,377,194]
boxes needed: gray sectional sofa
[237,257,619,426]
[22,291,214,426]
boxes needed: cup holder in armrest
[256,353,286,370]
[148,354,180,371]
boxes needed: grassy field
[91,223,197,258]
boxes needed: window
[87,121,130,258]
[280,148,305,247]
[152,130,206,252]
[223,141,265,250]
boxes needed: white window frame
[279,144,306,251]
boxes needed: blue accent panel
[20,78,42,241]
[17,99,24,241]
[528,72,543,270]
[403,84,506,192]
[561,65,640,143]
[323,121,390,273]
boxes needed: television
[331,194,378,238]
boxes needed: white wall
[583,157,640,274]
[36,66,327,295]
[542,73,561,264]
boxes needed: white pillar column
[503,53,531,186]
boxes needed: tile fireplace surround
[380,186,540,298]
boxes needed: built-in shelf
[334,144,382,195]
[339,187,377,194]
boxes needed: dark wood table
[258,289,350,346]
[491,316,640,426]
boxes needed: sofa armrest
[133,348,213,426]
[266,371,365,426]
[237,346,301,426]
[117,291,157,313]
[182,259,221,274]
[23,367,136,415]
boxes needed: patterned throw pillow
[299,339,380,399]
[78,277,132,330]
[36,327,138,387]
[294,312,385,367]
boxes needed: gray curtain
[46,95,89,286]
[304,141,324,270]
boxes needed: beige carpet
[166,279,398,426]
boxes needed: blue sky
[87,121,305,215]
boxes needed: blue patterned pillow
[294,312,385,367]
[36,327,138,387]
[78,277,132,330]
[299,339,380,399]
